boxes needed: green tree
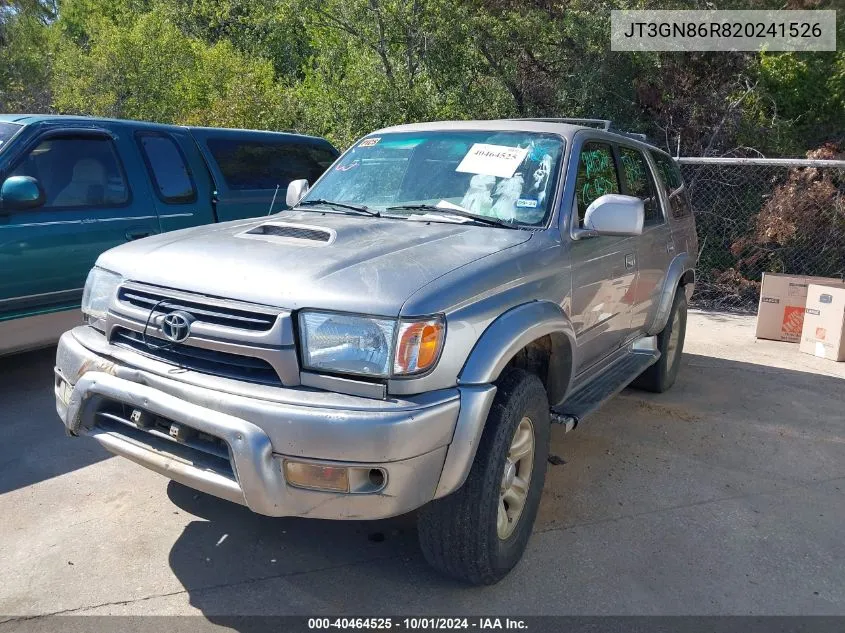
[50,5,293,130]
[736,50,845,156]
[0,0,841,156]
[0,1,56,111]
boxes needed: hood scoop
[238,222,335,245]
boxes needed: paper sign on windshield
[456,144,528,179]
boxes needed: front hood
[98,211,533,315]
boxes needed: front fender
[458,300,576,392]
[434,301,575,499]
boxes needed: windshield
[0,122,22,154]
[302,130,565,226]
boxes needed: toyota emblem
[160,310,195,343]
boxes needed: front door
[568,140,639,374]
[0,127,159,319]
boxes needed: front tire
[632,287,688,393]
[417,368,550,585]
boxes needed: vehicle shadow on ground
[165,481,461,620]
[165,351,845,619]
[0,346,112,495]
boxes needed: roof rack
[511,118,612,130]
[614,131,648,142]
[509,117,650,143]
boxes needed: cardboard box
[756,273,845,343]
[799,284,845,361]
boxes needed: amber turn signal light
[394,318,445,375]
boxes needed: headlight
[81,267,123,331]
[298,311,445,378]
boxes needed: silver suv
[55,119,697,585]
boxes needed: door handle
[125,230,153,241]
[625,253,636,269]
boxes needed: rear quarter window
[207,139,337,191]
[650,151,692,219]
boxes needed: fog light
[368,468,385,488]
[283,460,349,492]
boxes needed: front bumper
[55,328,495,519]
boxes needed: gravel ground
[1,311,844,620]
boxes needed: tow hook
[550,412,577,433]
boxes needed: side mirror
[0,176,46,212]
[286,179,309,208]
[583,194,644,236]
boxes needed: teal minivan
[0,115,338,355]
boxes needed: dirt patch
[619,397,703,423]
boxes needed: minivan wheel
[632,287,688,393]
[417,368,550,585]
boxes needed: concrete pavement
[1,312,844,618]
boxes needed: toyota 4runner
[55,118,697,585]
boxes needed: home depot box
[799,284,845,361]
[756,273,845,343]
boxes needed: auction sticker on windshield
[456,143,528,179]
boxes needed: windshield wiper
[386,204,517,229]
[297,199,380,217]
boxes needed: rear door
[651,151,698,261]
[0,122,158,318]
[618,144,673,333]
[135,128,216,233]
[189,129,339,222]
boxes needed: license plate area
[94,400,236,481]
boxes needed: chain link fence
[678,157,845,313]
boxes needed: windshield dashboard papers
[456,144,528,179]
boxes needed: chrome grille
[111,328,282,387]
[117,286,276,332]
[108,282,299,387]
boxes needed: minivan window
[650,151,692,219]
[0,122,22,152]
[10,136,129,208]
[207,139,337,191]
[138,133,196,203]
[303,131,564,226]
[619,146,663,227]
[574,142,620,227]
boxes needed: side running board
[551,348,660,431]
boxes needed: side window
[650,151,692,219]
[574,142,620,227]
[206,139,337,191]
[9,136,129,209]
[137,133,196,204]
[0,122,22,151]
[619,146,663,227]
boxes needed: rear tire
[632,287,687,393]
[417,368,550,585]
